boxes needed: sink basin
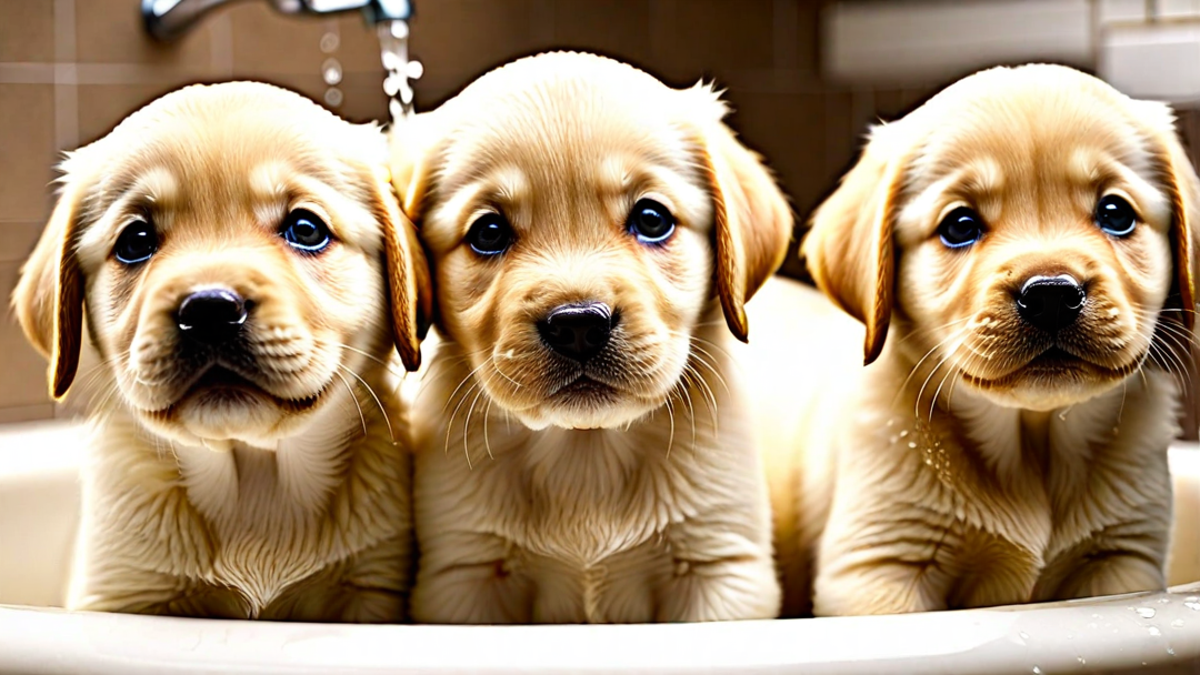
[2,419,1198,674]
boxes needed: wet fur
[782,65,1199,616]
[393,52,791,623]
[12,82,429,620]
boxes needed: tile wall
[0,0,1194,435]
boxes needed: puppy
[391,52,791,623]
[781,64,1199,616]
[12,82,430,620]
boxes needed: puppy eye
[279,209,332,253]
[937,207,984,249]
[627,199,676,245]
[114,220,159,265]
[1096,195,1137,237]
[467,213,513,256]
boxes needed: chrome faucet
[143,0,412,41]
[142,0,420,119]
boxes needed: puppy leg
[813,496,960,615]
[1036,529,1169,600]
[264,534,411,623]
[71,569,250,618]
[655,513,780,622]
[411,532,534,624]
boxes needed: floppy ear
[12,174,86,399]
[370,164,433,372]
[1152,116,1199,333]
[802,123,908,365]
[697,117,794,342]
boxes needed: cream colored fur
[392,52,792,623]
[12,82,429,620]
[778,64,1199,616]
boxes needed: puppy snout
[1016,274,1085,333]
[177,288,249,345]
[537,302,616,362]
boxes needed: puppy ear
[802,123,907,365]
[1149,110,1199,333]
[695,101,793,342]
[12,171,86,399]
[389,112,438,226]
[372,164,433,372]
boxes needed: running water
[378,19,423,123]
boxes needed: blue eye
[467,213,513,256]
[114,220,158,264]
[280,209,331,253]
[937,207,984,248]
[1096,195,1137,237]
[628,199,675,245]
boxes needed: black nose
[1016,275,1085,333]
[537,302,615,362]
[176,288,248,345]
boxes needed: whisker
[338,365,395,443]
[334,369,367,437]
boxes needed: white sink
[2,419,1199,674]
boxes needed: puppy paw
[654,556,780,622]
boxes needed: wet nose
[176,288,248,345]
[537,302,615,362]
[1016,274,1085,333]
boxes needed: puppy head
[394,52,791,430]
[805,64,1197,410]
[13,82,430,447]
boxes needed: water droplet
[1168,647,1176,656]
[908,441,917,448]
[1185,601,1200,611]
[1136,607,1157,619]
[321,58,342,86]
[899,430,909,437]
[323,87,343,108]
[1058,409,1068,420]
[1171,619,1184,628]
[1148,626,1162,636]
[1019,631,1029,640]
[1032,667,1042,674]
[1077,656,1086,665]
[319,32,339,53]
[924,458,933,465]
[886,418,895,427]
[1159,597,1171,604]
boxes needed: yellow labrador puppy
[12,82,430,620]
[391,52,791,623]
[777,64,1199,617]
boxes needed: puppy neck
[130,372,395,523]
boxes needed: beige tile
[0,222,47,264]
[0,0,55,62]
[76,0,213,66]
[0,84,57,223]
[229,3,381,77]
[552,0,652,66]
[654,0,775,81]
[0,261,51,410]
[410,0,551,96]
[336,72,389,124]
[334,13,392,75]
[0,403,55,424]
[75,83,183,146]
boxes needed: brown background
[0,0,1195,434]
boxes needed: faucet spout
[143,0,412,41]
